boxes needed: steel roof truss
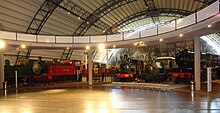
[73,0,137,36]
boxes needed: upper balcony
[0,1,220,49]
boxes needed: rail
[0,1,219,48]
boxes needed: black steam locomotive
[166,49,220,83]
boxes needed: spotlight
[85,45,90,50]
[98,44,105,50]
[179,34,183,37]
[0,40,6,49]
[20,44,26,49]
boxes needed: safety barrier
[112,82,171,91]
[0,1,219,48]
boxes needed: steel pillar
[194,36,201,90]
[106,49,109,69]
[88,50,93,85]
[0,51,4,89]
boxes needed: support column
[194,36,201,90]
[0,51,4,89]
[106,49,108,69]
[85,51,88,69]
[88,50,93,85]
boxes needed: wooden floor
[0,82,220,113]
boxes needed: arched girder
[193,0,217,11]
[26,0,63,34]
[54,0,92,60]
[58,0,90,20]
[18,0,62,64]
[144,0,159,24]
[198,0,217,4]
[106,8,192,33]
[73,0,137,36]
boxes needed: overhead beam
[73,0,137,36]
[15,48,32,65]
[196,0,216,4]
[61,49,73,60]
[26,0,63,34]
[106,8,192,33]
[57,0,109,35]
[144,0,160,25]
[22,0,62,62]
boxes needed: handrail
[0,1,219,47]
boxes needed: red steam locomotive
[5,58,82,84]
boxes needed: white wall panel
[74,36,89,43]
[107,34,123,41]
[124,31,139,40]
[158,22,175,34]
[56,36,73,43]
[0,31,16,40]
[37,35,55,43]
[17,33,36,42]
[177,14,196,29]
[91,35,106,43]
[141,28,157,37]
[197,1,219,22]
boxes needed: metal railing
[0,1,219,46]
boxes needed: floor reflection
[0,86,219,113]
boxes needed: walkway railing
[0,1,219,46]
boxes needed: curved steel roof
[0,0,215,36]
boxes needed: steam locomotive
[115,49,220,83]
[166,49,220,83]
[4,58,81,84]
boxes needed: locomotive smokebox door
[32,61,41,75]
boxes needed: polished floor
[0,84,220,113]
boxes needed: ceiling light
[78,17,81,20]
[179,33,183,37]
[103,30,105,33]
[0,40,6,49]
[208,25,212,28]
[86,21,89,24]
[68,12,71,14]
[113,45,116,48]
[20,44,26,49]
[159,38,163,42]
[67,47,69,50]
[98,43,105,50]
[85,45,90,50]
